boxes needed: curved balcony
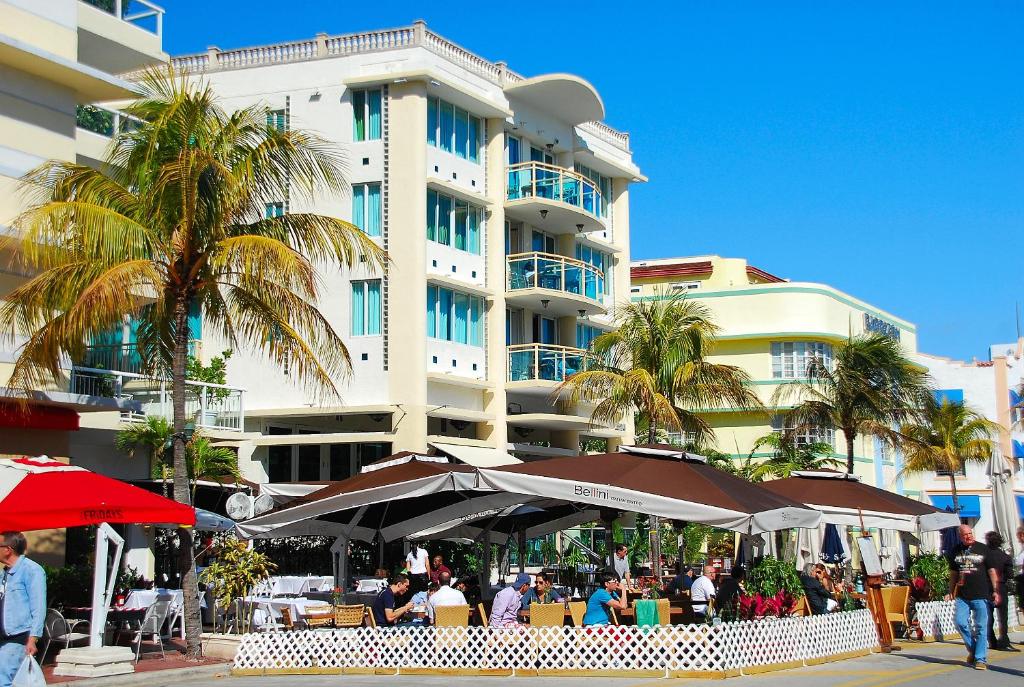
[505,162,606,234]
[507,344,588,389]
[506,252,606,316]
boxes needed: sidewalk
[41,639,229,686]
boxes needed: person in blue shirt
[583,572,629,626]
[520,572,564,609]
[0,531,46,686]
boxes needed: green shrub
[747,555,805,599]
[908,553,950,601]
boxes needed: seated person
[583,572,629,626]
[371,573,414,626]
[454,576,481,607]
[715,566,746,614]
[521,572,564,609]
[800,563,835,614]
[690,566,717,621]
[427,571,468,623]
[667,565,696,594]
[490,573,532,628]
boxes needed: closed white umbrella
[988,450,1020,561]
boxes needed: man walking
[947,524,1000,669]
[983,531,1016,651]
[0,531,46,687]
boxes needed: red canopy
[0,456,195,531]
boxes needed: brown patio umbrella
[475,445,821,533]
[759,470,959,532]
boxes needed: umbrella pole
[89,523,124,648]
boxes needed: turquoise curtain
[467,207,480,254]
[187,300,202,340]
[506,135,520,165]
[440,101,454,153]
[437,194,451,246]
[454,107,468,159]
[469,297,482,346]
[468,116,479,163]
[426,190,437,241]
[427,97,438,147]
[366,280,381,335]
[438,288,452,339]
[453,292,469,344]
[367,90,382,140]
[366,183,381,237]
[352,185,365,233]
[454,200,467,251]
[351,282,365,336]
[352,90,366,141]
[427,286,437,337]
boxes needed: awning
[429,442,521,468]
[929,494,981,519]
[259,481,334,504]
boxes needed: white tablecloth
[252,575,333,596]
[123,588,206,611]
[244,596,333,628]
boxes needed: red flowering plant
[736,590,800,620]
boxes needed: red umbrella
[0,456,195,531]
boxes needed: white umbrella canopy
[988,451,1020,561]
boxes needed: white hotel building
[164,21,642,484]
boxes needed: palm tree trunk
[844,431,855,475]
[171,295,202,659]
[949,473,960,514]
[648,414,661,581]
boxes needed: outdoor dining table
[253,575,333,596]
[123,588,184,610]
[245,595,334,628]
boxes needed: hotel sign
[864,313,900,341]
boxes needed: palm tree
[774,333,931,475]
[1,68,386,657]
[747,431,843,481]
[115,416,173,494]
[560,293,761,445]
[560,293,760,579]
[185,435,239,500]
[898,398,999,512]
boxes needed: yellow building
[630,255,919,491]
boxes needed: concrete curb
[57,662,230,687]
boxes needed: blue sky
[158,1,1022,360]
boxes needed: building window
[427,189,481,253]
[427,285,483,346]
[265,202,285,218]
[771,415,835,448]
[575,243,611,301]
[671,281,700,291]
[427,97,480,162]
[771,341,833,379]
[576,323,601,349]
[351,280,382,336]
[352,182,382,237]
[266,109,287,132]
[574,163,611,217]
[666,430,699,448]
[352,89,382,141]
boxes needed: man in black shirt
[983,531,1016,651]
[800,563,832,615]
[947,525,1000,669]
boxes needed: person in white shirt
[427,571,468,623]
[405,543,432,596]
[690,565,717,620]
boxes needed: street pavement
[134,632,1024,687]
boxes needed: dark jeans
[987,586,1010,648]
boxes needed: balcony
[78,0,167,74]
[76,105,140,162]
[507,344,587,388]
[506,252,606,316]
[505,162,606,234]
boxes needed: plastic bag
[13,655,45,687]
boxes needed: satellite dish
[253,493,275,516]
[225,492,254,521]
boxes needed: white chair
[40,609,90,664]
[251,602,287,632]
[123,600,171,662]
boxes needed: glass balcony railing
[506,162,604,219]
[76,105,142,138]
[81,0,164,36]
[507,344,588,383]
[506,252,605,303]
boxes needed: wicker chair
[434,604,470,628]
[880,586,910,633]
[476,602,489,626]
[567,601,586,627]
[529,603,566,628]
[334,604,366,628]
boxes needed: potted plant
[907,553,950,601]
[186,350,233,426]
[744,556,805,618]
[199,537,276,633]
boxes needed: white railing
[915,597,1020,641]
[69,366,244,431]
[76,105,142,138]
[232,610,879,676]
[81,0,164,37]
[166,22,631,153]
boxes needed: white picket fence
[915,596,1021,641]
[232,609,879,676]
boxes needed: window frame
[351,279,382,337]
[427,285,484,347]
[770,341,833,379]
[427,96,481,163]
[352,88,382,142]
[427,189,482,254]
[352,182,382,237]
